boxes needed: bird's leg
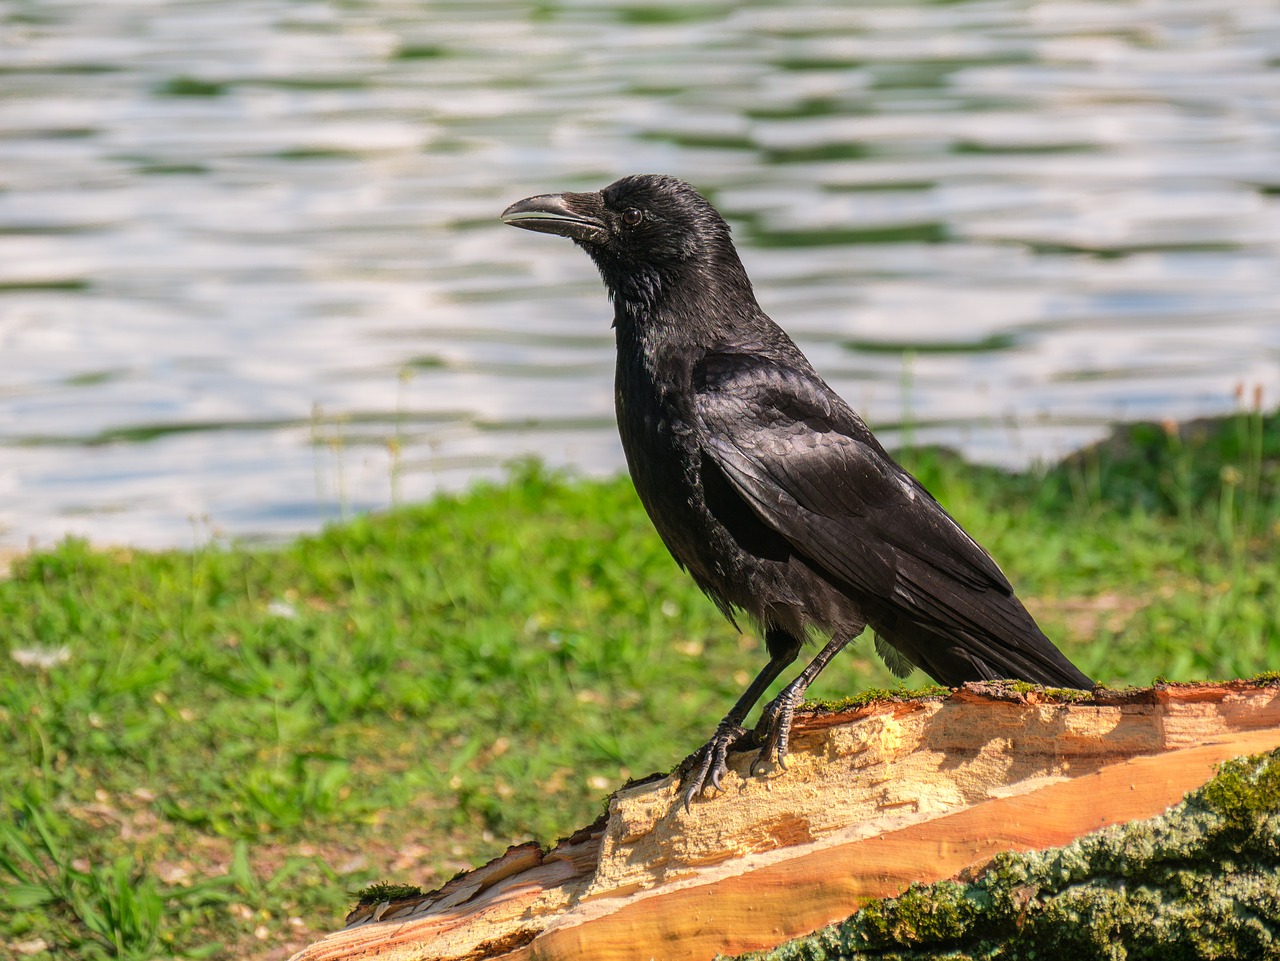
[679,631,801,811]
[752,633,853,774]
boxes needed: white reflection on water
[0,0,1278,548]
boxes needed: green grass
[1,411,1277,960]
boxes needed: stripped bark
[290,679,1280,961]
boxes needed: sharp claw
[775,716,791,768]
[682,751,711,812]
[688,688,807,793]
[750,745,772,777]
[678,721,750,809]
[709,736,730,792]
[749,687,803,776]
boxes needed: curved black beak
[501,191,606,243]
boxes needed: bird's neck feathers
[592,236,759,346]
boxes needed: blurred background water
[1,0,1278,549]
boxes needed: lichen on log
[738,749,1280,961]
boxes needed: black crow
[501,174,1092,808]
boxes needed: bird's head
[501,174,745,309]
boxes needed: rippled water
[2,0,1278,548]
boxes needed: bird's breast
[613,346,715,568]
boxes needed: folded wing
[695,350,1092,689]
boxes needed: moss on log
[740,749,1280,961]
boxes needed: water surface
[2,0,1278,547]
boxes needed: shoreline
[3,407,1273,561]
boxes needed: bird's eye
[621,208,644,227]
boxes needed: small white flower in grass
[11,645,71,670]
[267,599,298,619]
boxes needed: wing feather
[694,351,1059,663]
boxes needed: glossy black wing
[694,350,1091,688]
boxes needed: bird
[501,174,1093,809]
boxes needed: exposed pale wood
[289,680,1280,961]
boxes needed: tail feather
[877,560,1094,690]
[872,610,1093,690]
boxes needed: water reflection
[1,0,1278,547]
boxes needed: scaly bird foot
[677,719,751,811]
[750,684,806,776]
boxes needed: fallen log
[290,679,1280,961]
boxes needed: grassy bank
[1,412,1277,960]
